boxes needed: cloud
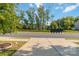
[55,3,64,10]
[55,6,63,10]
[58,3,64,6]
[63,4,79,13]
[35,3,43,8]
[29,4,33,7]
[55,7,60,10]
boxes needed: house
[74,20,79,30]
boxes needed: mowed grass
[63,30,79,34]
[66,38,79,40]
[19,30,79,34]
[0,41,26,56]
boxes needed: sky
[18,3,79,23]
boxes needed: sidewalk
[13,38,79,56]
[13,38,60,56]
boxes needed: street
[0,32,79,38]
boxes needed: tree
[16,4,53,31]
[37,5,53,30]
[50,21,59,30]
[50,16,75,31]
[35,14,40,30]
[0,3,20,34]
[57,16,75,30]
[26,7,35,30]
[75,16,79,22]
[37,5,45,30]
[44,9,51,29]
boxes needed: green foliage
[0,4,20,34]
[50,21,58,29]
[50,16,76,30]
[26,7,35,29]
[0,3,78,33]
[0,4,53,33]
[60,16,75,30]
[75,16,79,22]
[35,14,40,30]
[22,5,53,31]
[37,6,52,30]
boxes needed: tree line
[50,16,79,30]
[20,5,53,31]
[0,4,79,34]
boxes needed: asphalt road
[0,32,79,38]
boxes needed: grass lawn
[0,41,26,56]
[65,38,79,40]
[19,30,79,34]
[19,29,49,32]
[63,30,79,34]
